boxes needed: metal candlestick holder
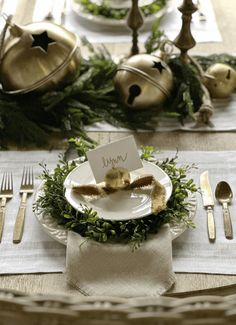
[173,0,197,63]
[127,0,143,56]
[126,0,214,126]
[173,0,214,126]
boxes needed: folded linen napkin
[66,224,175,297]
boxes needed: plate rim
[70,0,171,29]
[64,160,173,221]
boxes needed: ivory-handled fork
[0,172,13,242]
[44,0,54,20]
[61,0,67,25]
[13,167,34,244]
[196,0,207,22]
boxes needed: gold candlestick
[173,0,214,126]
[173,0,197,62]
[127,0,144,56]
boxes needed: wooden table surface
[1,0,236,298]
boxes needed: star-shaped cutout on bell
[31,31,55,53]
[152,61,166,73]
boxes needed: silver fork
[196,0,207,22]
[44,0,54,21]
[13,167,34,244]
[0,172,13,242]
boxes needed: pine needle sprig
[2,31,236,148]
[193,53,236,71]
[144,17,166,54]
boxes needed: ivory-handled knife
[200,171,216,242]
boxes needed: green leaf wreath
[34,138,197,249]
[1,21,236,149]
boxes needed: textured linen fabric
[66,225,176,297]
[2,150,236,278]
[168,151,236,274]
[85,95,236,132]
[0,150,66,274]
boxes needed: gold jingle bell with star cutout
[0,20,81,94]
[114,54,173,109]
[204,63,236,98]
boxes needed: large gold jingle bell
[0,20,81,94]
[114,54,173,109]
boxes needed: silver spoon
[215,181,233,240]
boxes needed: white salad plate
[63,160,172,221]
[71,0,172,30]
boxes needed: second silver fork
[0,172,13,242]
[13,167,34,244]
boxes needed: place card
[86,135,143,183]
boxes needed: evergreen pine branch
[1,31,236,148]
[144,17,166,54]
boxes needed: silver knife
[200,171,216,241]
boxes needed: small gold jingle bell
[0,19,81,94]
[114,53,173,109]
[204,63,236,98]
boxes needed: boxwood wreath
[1,22,236,148]
[76,0,167,20]
[33,139,197,249]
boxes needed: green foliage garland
[34,139,197,249]
[1,24,236,148]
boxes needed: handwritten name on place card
[86,136,143,183]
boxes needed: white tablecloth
[1,150,236,275]
[167,151,236,274]
[0,150,66,274]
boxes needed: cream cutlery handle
[0,197,7,242]
[207,206,215,242]
[0,207,6,242]
[222,202,233,239]
[13,192,28,244]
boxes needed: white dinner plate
[70,0,171,30]
[64,160,172,221]
[33,159,197,245]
